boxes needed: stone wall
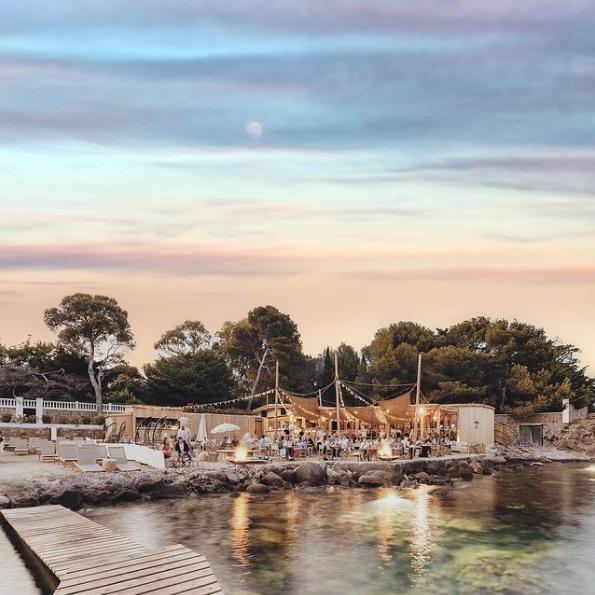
[495,405,589,445]
[0,408,104,425]
[0,423,104,441]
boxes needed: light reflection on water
[2,463,595,594]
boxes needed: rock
[280,469,297,484]
[260,472,286,488]
[223,468,245,485]
[149,485,186,500]
[246,483,270,494]
[470,461,483,474]
[459,469,473,481]
[0,495,11,508]
[358,473,386,487]
[53,489,83,509]
[487,455,507,465]
[295,462,326,486]
[431,475,452,485]
[414,471,430,483]
[400,477,417,488]
[196,451,210,461]
[327,468,349,486]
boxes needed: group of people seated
[161,423,193,464]
[159,420,457,464]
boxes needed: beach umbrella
[211,423,240,434]
[197,414,207,442]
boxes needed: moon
[245,121,264,139]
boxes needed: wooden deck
[1,505,223,594]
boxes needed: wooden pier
[1,505,223,594]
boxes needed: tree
[154,321,212,356]
[144,350,235,407]
[218,305,307,406]
[44,294,134,411]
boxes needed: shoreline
[0,446,590,511]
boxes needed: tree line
[1,293,593,415]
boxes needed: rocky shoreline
[0,448,590,511]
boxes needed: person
[161,436,173,459]
[177,423,190,443]
[175,436,192,464]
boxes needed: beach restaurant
[255,393,495,448]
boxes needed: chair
[28,437,41,453]
[107,446,141,471]
[38,440,56,462]
[93,444,109,463]
[75,446,106,473]
[57,443,78,467]
[12,437,29,456]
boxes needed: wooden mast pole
[334,351,341,434]
[274,360,279,442]
[414,353,422,442]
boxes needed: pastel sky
[2,1,595,369]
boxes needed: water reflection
[230,493,250,567]
[410,487,432,581]
[5,463,594,594]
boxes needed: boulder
[327,468,349,486]
[358,473,386,487]
[0,495,11,508]
[52,489,83,509]
[280,469,297,484]
[414,471,430,483]
[427,475,450,485]
[295,462,326,486]
[470,461,483,474]
[223,468,245,485]
[149,485,186,500]
[260,472,286,488]
[246,483,270,494]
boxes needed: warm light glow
[378,440,393,459]
[233,445,248,462]
[418,407,427,417]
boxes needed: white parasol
[211,423,240,434]
[197,414,207,442]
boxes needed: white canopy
[211,422,240,434]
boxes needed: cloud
[346,266,595,285]
[0,242,311,277]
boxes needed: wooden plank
[56,556,211,594]
[60,547,198,583]
[1,506,223,595]
[79,566,218,595]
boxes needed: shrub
[81,416,92,425]
[23,414,37,424]
[69,415,82,425]
[1,414,11,423]
[42,414,52,424]
[92,415,106,426]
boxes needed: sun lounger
[28,437,41,453]
[11,437,29,455]
[57,443,78,466]
[93,444,109,463]
[74,446,106,473]
[107,446,141,471]
[38,440,57,462]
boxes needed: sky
[1,1,595,369]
